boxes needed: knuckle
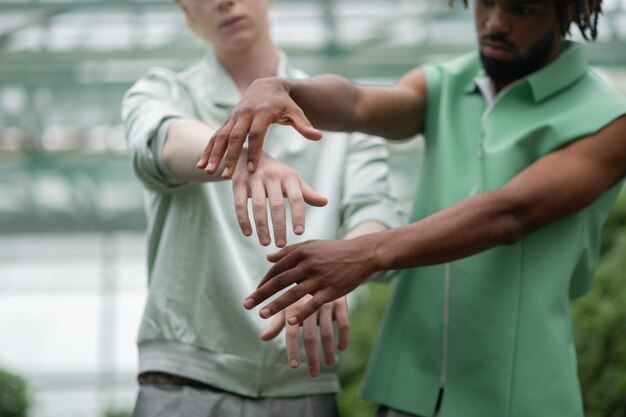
[303,334,316,345]
[320,332,333,343]
[308,299,323,311]
[234,196,248,208]
[269,198,284,210]
[291,194,304,205]
[252,198,266,209]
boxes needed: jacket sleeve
[339,133,407,236]
[121,68,196,193]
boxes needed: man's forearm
[163,119,227,182]
[367,190,525,272]
[285,75,363,133]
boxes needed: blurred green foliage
[338,191,626,417]
[573,191,626,417]
[103,407,132,417]
[0,367,30,417]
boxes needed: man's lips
[220,16,246,28]
[481,40,516,60]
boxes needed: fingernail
[294,225,304,235]
[207,162,214,171]
[196,161,203,168]
[276,239,285,248]
[311,370,320,378]
[243,228,252,236]
[287,317,298,325]
[290,359,299,368]
[247,161,254,172]
[260,238,270,246]
[243,298,255,309]
[222,167,230,178]
[326,359,335,366]
[260,308,271,318]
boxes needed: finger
[198,118,229,169]
[287,292,330,326]
[285,314,301,369]
[260,311,285,341]
[333,298,350,351]
[259,246,303,288]
[287,107,323,141]
[205,119,235,174]
[243,262,302,309]
[197,132,215,169]
[283,175,306,235]
[250,179,271,246]
[256,280,314,319]
[265,179,287,248]
[222,114,253,178]
[298,176,328,208]
[318,304,336,366]
[266,243,301,264]
[233,178,252,237]
[246,113,272,173]
[303,313,320,377]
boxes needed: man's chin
[480,54,527,85]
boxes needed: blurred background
[0,0,625,416]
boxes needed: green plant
[103,407,132,417]
[573,191,626,417]
[338,283,394,417]
[0,367,30,417]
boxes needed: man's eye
[512,5,539,14]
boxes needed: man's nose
[485,7,511,34]
[215,0,234,12]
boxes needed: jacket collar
[464,41,588,102]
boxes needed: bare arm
[197,69,427,178]
[288,70,427,140]
[162,118,225,182]
[244,115,626,323]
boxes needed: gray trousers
[132,384,339,417]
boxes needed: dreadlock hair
[452,0,603,40]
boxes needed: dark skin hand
[243,115,626,325]
[196,71,427,178]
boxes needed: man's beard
[479,30,556,86]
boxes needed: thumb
[287,110,323,141]
[261,313,285,341]
[266,244,299,263]
[299,177,328,207]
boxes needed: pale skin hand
[196,71,427,178]
[231,152,327,247]
[260,296,350,377]
[243,115,626,324]
[163,118,327,246]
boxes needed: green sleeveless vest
[362,42,626,417]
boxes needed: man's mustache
[480,33,517,51]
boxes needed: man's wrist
[359,231,394,273]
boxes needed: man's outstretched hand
[196,77,323,179]
[231,151,327,247]
[244,238,382,324]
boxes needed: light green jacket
[122,50,404,398]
